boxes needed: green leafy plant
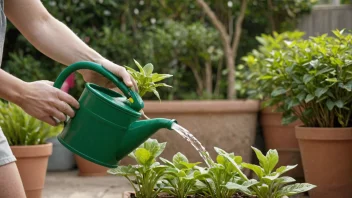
[125,59,173,100]
[108,139,169,198]
[193,147,249,198]
[0,100,63,145]
[236,31,305,99]
[109,137,316,198]
[225,147,316,198]
[258,29,352,127]
[158,152,202,198]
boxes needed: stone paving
[42,170,133,198]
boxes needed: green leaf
[242,162,263,179]
[303,74,313,84]
[251,147,268,173]
[315,87,328,98]
[152,88,161,101]
[242,179,259,187]
[297,92,306,102]
[151,73,173,82]
[277,183,316,196]
[266,149,279,173]
[107,165,136,176]
[143,63,154,76]
[135,148,152,165]
[305,94,315,103]
[315,67,334,76]
[282,114,298,125]
[271,87,287,97]
[276,165,298,175]
[155,83,172,88]
[325,78,338,83]
[335,100,344,108]
[173,152,188,169]
[133,59,145,75]
[274,176,296,185]
[326,99,335,111]
[224,182,252,196]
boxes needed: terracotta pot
[261,106,304,180]
[295,126,352,198]
[75,154,108,176]
[11,143,53,198]
[121,100,260,168]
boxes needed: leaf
[297,92,306,102]
[282,114,298,125]
[155,83,172,88]
[251,147,268,173]
[315,67,334,76]
[242,179,259,187]
[271,87,287,97]
[242,163,264,179]
[107,165,136,176]
[143,63,154,76]
[160,157,175,167]
[152,88,161,101]
[151,73,173,82]
[276,165,298,175]
[266,149,279,173]
[135,148,152,165]
[305,94,315,103]
[335,100,344,108]
[224,182,253,196]
[303,74,313,84]
[326,99,335,111]
[325,78,338,83]
[133,59,145,75]
[173,152,188,169]
[315,87,328,98]
[274,176,296,185]
[277,183,316,196]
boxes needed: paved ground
[43,171,133,198]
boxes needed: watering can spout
[117,118,177,159]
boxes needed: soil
[129,192,255,198]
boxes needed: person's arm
[4,0,135,88]
[0,69,79,125]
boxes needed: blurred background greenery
[2,0,320,100]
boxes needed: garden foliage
[108,138,316,198]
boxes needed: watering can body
[53,61,175,168]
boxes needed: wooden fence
[297,4,352,38]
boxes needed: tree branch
[196,0,230,45]
[231,0,248,56]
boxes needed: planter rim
[295,125,352,140]
[143,100,260,113]
[11,142,53,158]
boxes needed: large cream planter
[120,100,260,166]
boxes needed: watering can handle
[53,61,144,112]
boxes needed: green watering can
[53,61,176,168]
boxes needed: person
[0,1,138,197]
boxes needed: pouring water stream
[142,111,215,167]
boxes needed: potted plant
[0,100,62,198]
[109,138,316,198]
[260,29,352,198]
[237,31,307,181]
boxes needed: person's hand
[18,80,80,126]
[79,58,138,92]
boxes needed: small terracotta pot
[11,143,53,198]
[261,106,304,180]
[75,154,108,176]
[296,126,352,198]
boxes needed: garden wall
[297,4,352,37]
